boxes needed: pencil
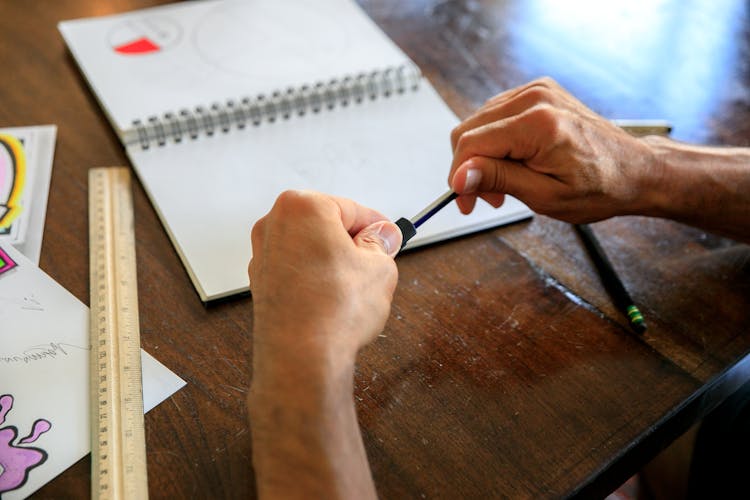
[612,119,673,137]
[574,223,646,333]
[395,190,457,249]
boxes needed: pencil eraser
[626,305,647,334]
[395,217,416,250]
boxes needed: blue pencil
[394,190,457,249]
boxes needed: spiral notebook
[59,0,533,302]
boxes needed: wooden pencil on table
[575,223,647,333]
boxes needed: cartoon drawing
[0,394,51,495]
[0,134,26,231]
[0,247,17,276]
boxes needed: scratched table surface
[2,0,749,498]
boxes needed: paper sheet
[58,0,410,132]
[59,0,534,301]
[0,245,185,499]
[127,84,532,300]
[0,125,57,264]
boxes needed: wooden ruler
[88,167,149,499]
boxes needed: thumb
[451,155,540,200]
[353,221,402,258]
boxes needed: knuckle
[250,216,266,242]
[275,189,305,208]
[483,90,505,107]
[450,124,464,147]
[521,86,553,106]
[480,158,504,192]
[274,189,328,218]
[358,231,383,249]
[454,129,477,154]
[536,76,559,88]
[526,104,562,137]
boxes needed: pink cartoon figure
[0,394,51,495]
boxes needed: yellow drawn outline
[0,133,26,230]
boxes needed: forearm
[248,339,377,500]
[638,136,750,243]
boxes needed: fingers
[250,190,400,259]
[454,193,505,215]
[455,194,477,214]
[483,76,563,108]
[325,194,391,237]
[448,78,644,223]
[451,79,564,151]
[449,105,563,186]
[451,77,580,149]
[273,190,390,237]
[352,221,402,258]
[450,155,564,213]
[451,156,516,196]
[258,190,388,235]
[249,189,401,361]
[480,76,593,120]
[449,77,600,174]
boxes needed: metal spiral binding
[126,63,422,150]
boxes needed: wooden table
[3,1,749,498]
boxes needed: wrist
[249,325,356,412]
[633,137,750,241]
[632,135,678,218]
[248,330,377,499]
[248,335,370,499]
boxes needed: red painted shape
[114,37,160,55]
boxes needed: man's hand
[448,77,660,223]
[248,190,401,500]
[249,190,401,367]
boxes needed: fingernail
[375,222,402,258]
[463,167,482,193]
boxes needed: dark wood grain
[1,0,748,498]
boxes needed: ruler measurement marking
[89,168,148,500]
